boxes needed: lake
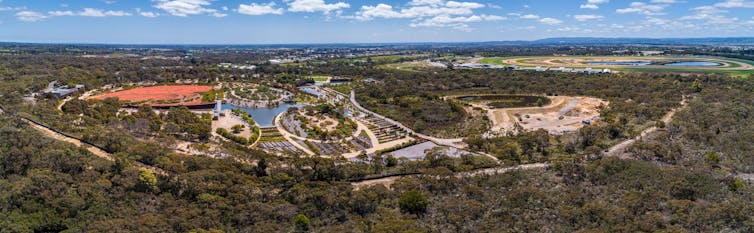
[587,61,652,66]
[222,103,304,127]
[664,61,721,67]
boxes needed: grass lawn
[309,75,331,82]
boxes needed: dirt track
[352,163,549,190]
[471,96,606,135]
[21,118,167,175]
[604,96,688,158]
[352,96,686,189]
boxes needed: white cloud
[48,11,75,16]
[410,14,503,30]
[714,0,754,8]
[539,17,562,25]
[580,0,608,10]
[515,13,564,25]
[153,0,224,17]
[351,0,497,30]
[352,4,409,20]
[556,26,594,33]
[48,8,131,17]
[352,0,484,20]
[519,14,540,19]
[0,6,25,11]
[15,11,47,22]
[136,8,160,17]
[574,14,603,21]
[616,2,667,15]
[85,8,131,17]
[680,5,739,24]
[140,11,160,17]
[287,0,349,14]
[238,2,284,15]
[409,0,445,7]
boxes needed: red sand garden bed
[91,85,213,107]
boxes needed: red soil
[91,85,213,106]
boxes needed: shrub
[398,190,429,216]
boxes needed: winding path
[349,90,464,147]
[604,95,688,158]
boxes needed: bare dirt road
[22,118,113,161]
[604,96,688,158]
[352,163,549,190]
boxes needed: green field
[479,56,754,77]
[308,75,331,82]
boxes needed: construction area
[458,95,608,135]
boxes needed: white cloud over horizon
[238,2,284,15]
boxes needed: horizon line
[2,36,754,47]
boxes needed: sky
[0,0,753,44]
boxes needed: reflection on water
[664,61,720,67]
[222,103,304,127]
[587,61,651,66]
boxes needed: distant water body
[222,103,304,127]
[587,61,652,66]
[663,61,721,67]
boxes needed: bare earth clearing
[457,95,606,135]
[212,109,253,139]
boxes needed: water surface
[222,103,304,127]
[587,61,651,66]
[663,61,721,67]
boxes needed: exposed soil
[90,85,213,106]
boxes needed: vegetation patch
[455,95,551,108]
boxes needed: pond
[587,61,652,66]
[663,61,721,67]
[222,103,305,127]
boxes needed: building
[45,83,84,98]
[640,51,665,56]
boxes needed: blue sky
[0,0,753,44]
